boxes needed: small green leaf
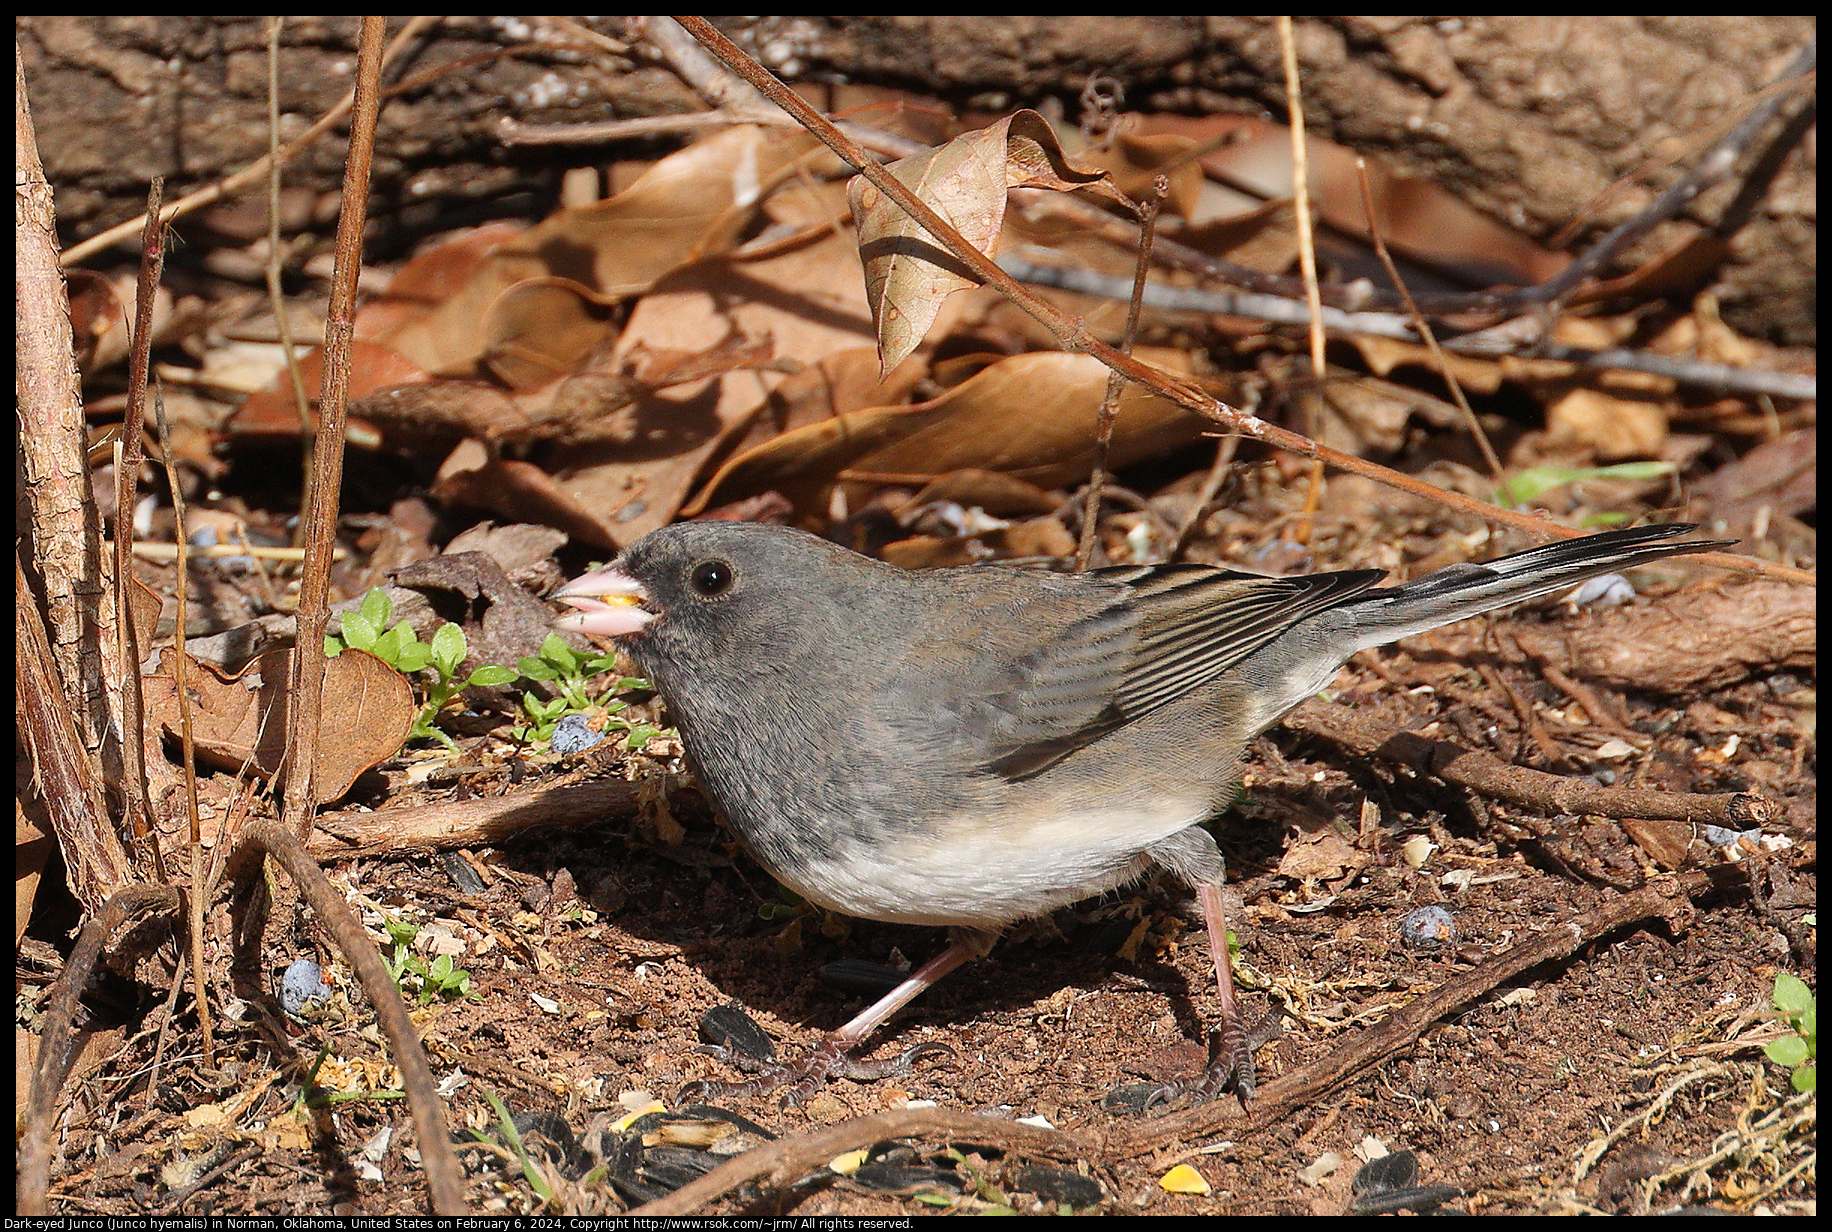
[431,623,467,675]
[539,633,580,674]
[467,665,518,688]
[517,656,559,681]
[373,622,407,664]
[1497,461,1676,508]
[342,611,380,651]
[359,587,392,629]
[1773,973,1814,1017]
[324,635,345,657]
[1766,1035,1810,1068]
[1792,1065,1816,1093]
[394,642,433,674]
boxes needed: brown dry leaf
[128,574,163,654]
[143,646,413,805]
[679,346,926,516]
[905,468,1062,518]
[1306,372,1465,456]
[1077,131,1206,219]
[1171,197,1299,271]
[1620,817,1691,871]
[349,381,528,454]
[387,126,822,378]
[355,127,821,386]
[228,340,430,438]
[432,455,619,552]
[1543,387,1669,460]
[1134,114,1568,287]
[1276,827,1368,886]
[1687,427,1815,537]
[354,220,528,344]
[1576,232,1735,305]
[1349,335,1507,395]
[474,277,618,390]
[66,267,123,373]
[692,349,1204,518]
[549,226,878,545]
[1643,297,1763,368]
[849,109,1129,372]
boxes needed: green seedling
[512,633,660,750]
[1764,972,1816,1093]
[328,589,517,751]
[477,1088,556,1205]
[381,914,480,1005]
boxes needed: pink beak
[552,566,656,637]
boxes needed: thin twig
[639,15,774,113]
[997,255,1817,402]
[497,109,924,159]
[1077,180,1163,570]
[1355,157,1504,481]
[110,179,167,878]
[265,16,317,533]
[279,15,387,836]
[124,541,347,562]
[1278,16,1328,546]
[1279,17,1327,387]
[153,384,215,1061]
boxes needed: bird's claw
[1137,1014,1266,1112]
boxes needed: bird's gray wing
[953,564,1385,779]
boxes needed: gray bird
[555,520,1727,1105]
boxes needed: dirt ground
[19,15,1814,1219]
[34,623,1815,1215]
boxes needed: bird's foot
[685,1036,953,1106]
[1138,1010,1280,1112]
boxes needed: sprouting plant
[381,914,480,1005]
[1765,972,1816,1093]
[511,633,660,750]
[328,588,517,751]
[477,1088,556,1205]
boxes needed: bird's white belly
[779,805,1210,929]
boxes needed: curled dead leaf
[691,349,1204,518]
[143,646,413,805]
[849,109,1130,373]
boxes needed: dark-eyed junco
[554,521,1728,1104]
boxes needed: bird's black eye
[690,559,734,597]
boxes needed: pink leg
[1139,881,1256,1110]
[1197,879,1255,1098]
